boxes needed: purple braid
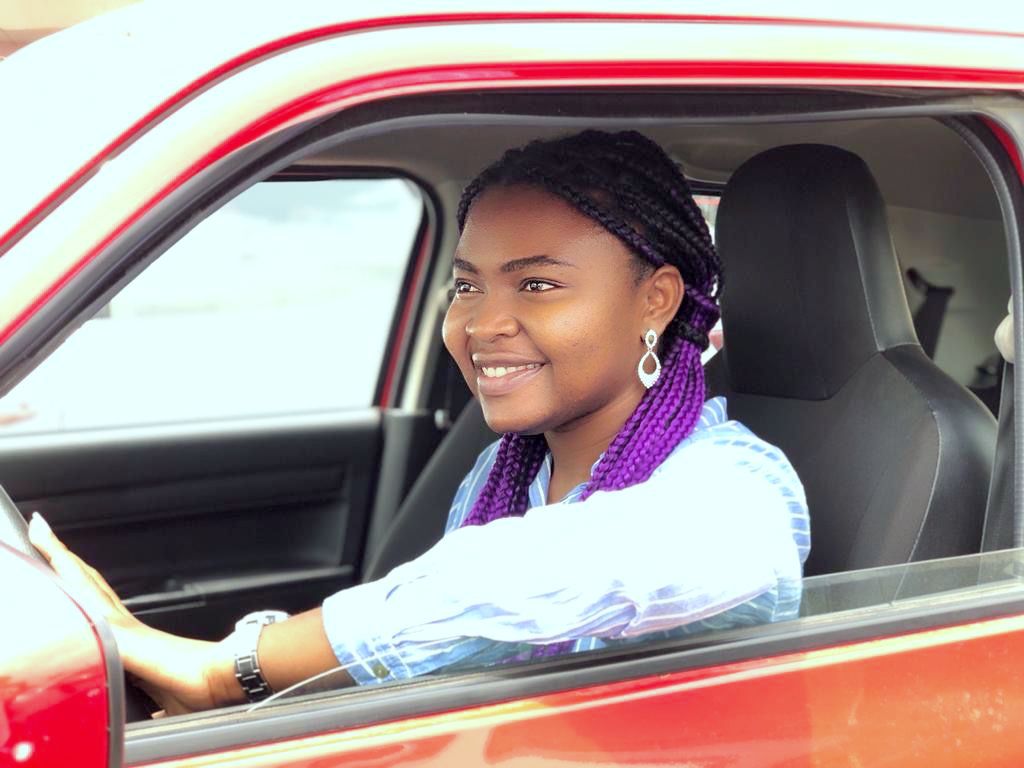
[459,130,721,531]
[467,432,548,526]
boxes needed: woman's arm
[29,429,805,709]
[257,609,352,695]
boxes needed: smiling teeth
[481,364,540,378]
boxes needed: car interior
[342,107,1010,583]
[0,89,1019,740]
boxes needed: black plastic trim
[688,180,725,197]
[123,565,354,613]
[375,208,435,408]
[943,116,1024,546]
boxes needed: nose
[464,294,520,342]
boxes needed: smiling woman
[28,129,808,711]
[448,188,654,438]
[445,131,721,508]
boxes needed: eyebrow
[453,255,576,275]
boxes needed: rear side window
[0,178,422,433]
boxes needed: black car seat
[362,398,496,581]
[706,144,996,576]
[365,142,997,583]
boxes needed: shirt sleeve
[322,433,803,685]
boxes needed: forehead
[457,185,620,260]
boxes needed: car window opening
[2,88,1020,752]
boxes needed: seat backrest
[362,400,496,582]
[712,144,996,575]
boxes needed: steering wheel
[0,484,159,721]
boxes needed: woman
[29,130,809,714]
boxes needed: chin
[479,400,550,436]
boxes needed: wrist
[228,610,289,703]
[205,640,247,707]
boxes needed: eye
[523,279,557,293]
[451,279,482,300]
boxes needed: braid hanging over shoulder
[458,130,722,526]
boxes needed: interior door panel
[0,410,390,639]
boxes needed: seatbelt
[981,362,1016,550]
[907,268,954,359]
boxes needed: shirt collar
[530,397,728,505]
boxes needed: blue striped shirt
[322,397,809,685]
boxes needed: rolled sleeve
[321,579,410,685]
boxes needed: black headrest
[716,144,918,400]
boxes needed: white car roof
[1,0,1022,239]
[1,0,1022,347]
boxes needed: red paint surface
[982,117,1024,185]
[0,547,110,768]
[139,612,1024,767]
[3,9,1023,256]
[378,219,434,407]
[5,58,1024,350]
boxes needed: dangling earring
[637,329,661,389]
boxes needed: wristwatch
[231,610,290,702]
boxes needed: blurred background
[0,0,138,58]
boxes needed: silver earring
[637,329,661,389]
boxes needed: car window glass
[894,203,1006,414]
[692,194,719,239]
[245,547,1024,712]
[0,179,422,434]
[800,548,1024,616]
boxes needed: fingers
[28,512,79,576]
[28,513,92,588]
[27,511,58,564]
[28,512,134,622]
[77,551,134,620]
[60,541,133,619]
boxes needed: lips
[472,356,546,397]
[480,363,542,379]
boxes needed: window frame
[0,172,431,435]
[5,89,1022,763]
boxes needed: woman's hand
[27,513,240,715]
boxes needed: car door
[0,173,442,640]
[4,7,1024,768]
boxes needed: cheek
[442,307,476,383]
[441,307,458,356]
[537,304,635,387]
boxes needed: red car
[2,4,1024,766]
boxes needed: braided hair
[458,129,722,528]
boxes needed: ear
[641,265,685,338]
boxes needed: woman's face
[443,185,660,435]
